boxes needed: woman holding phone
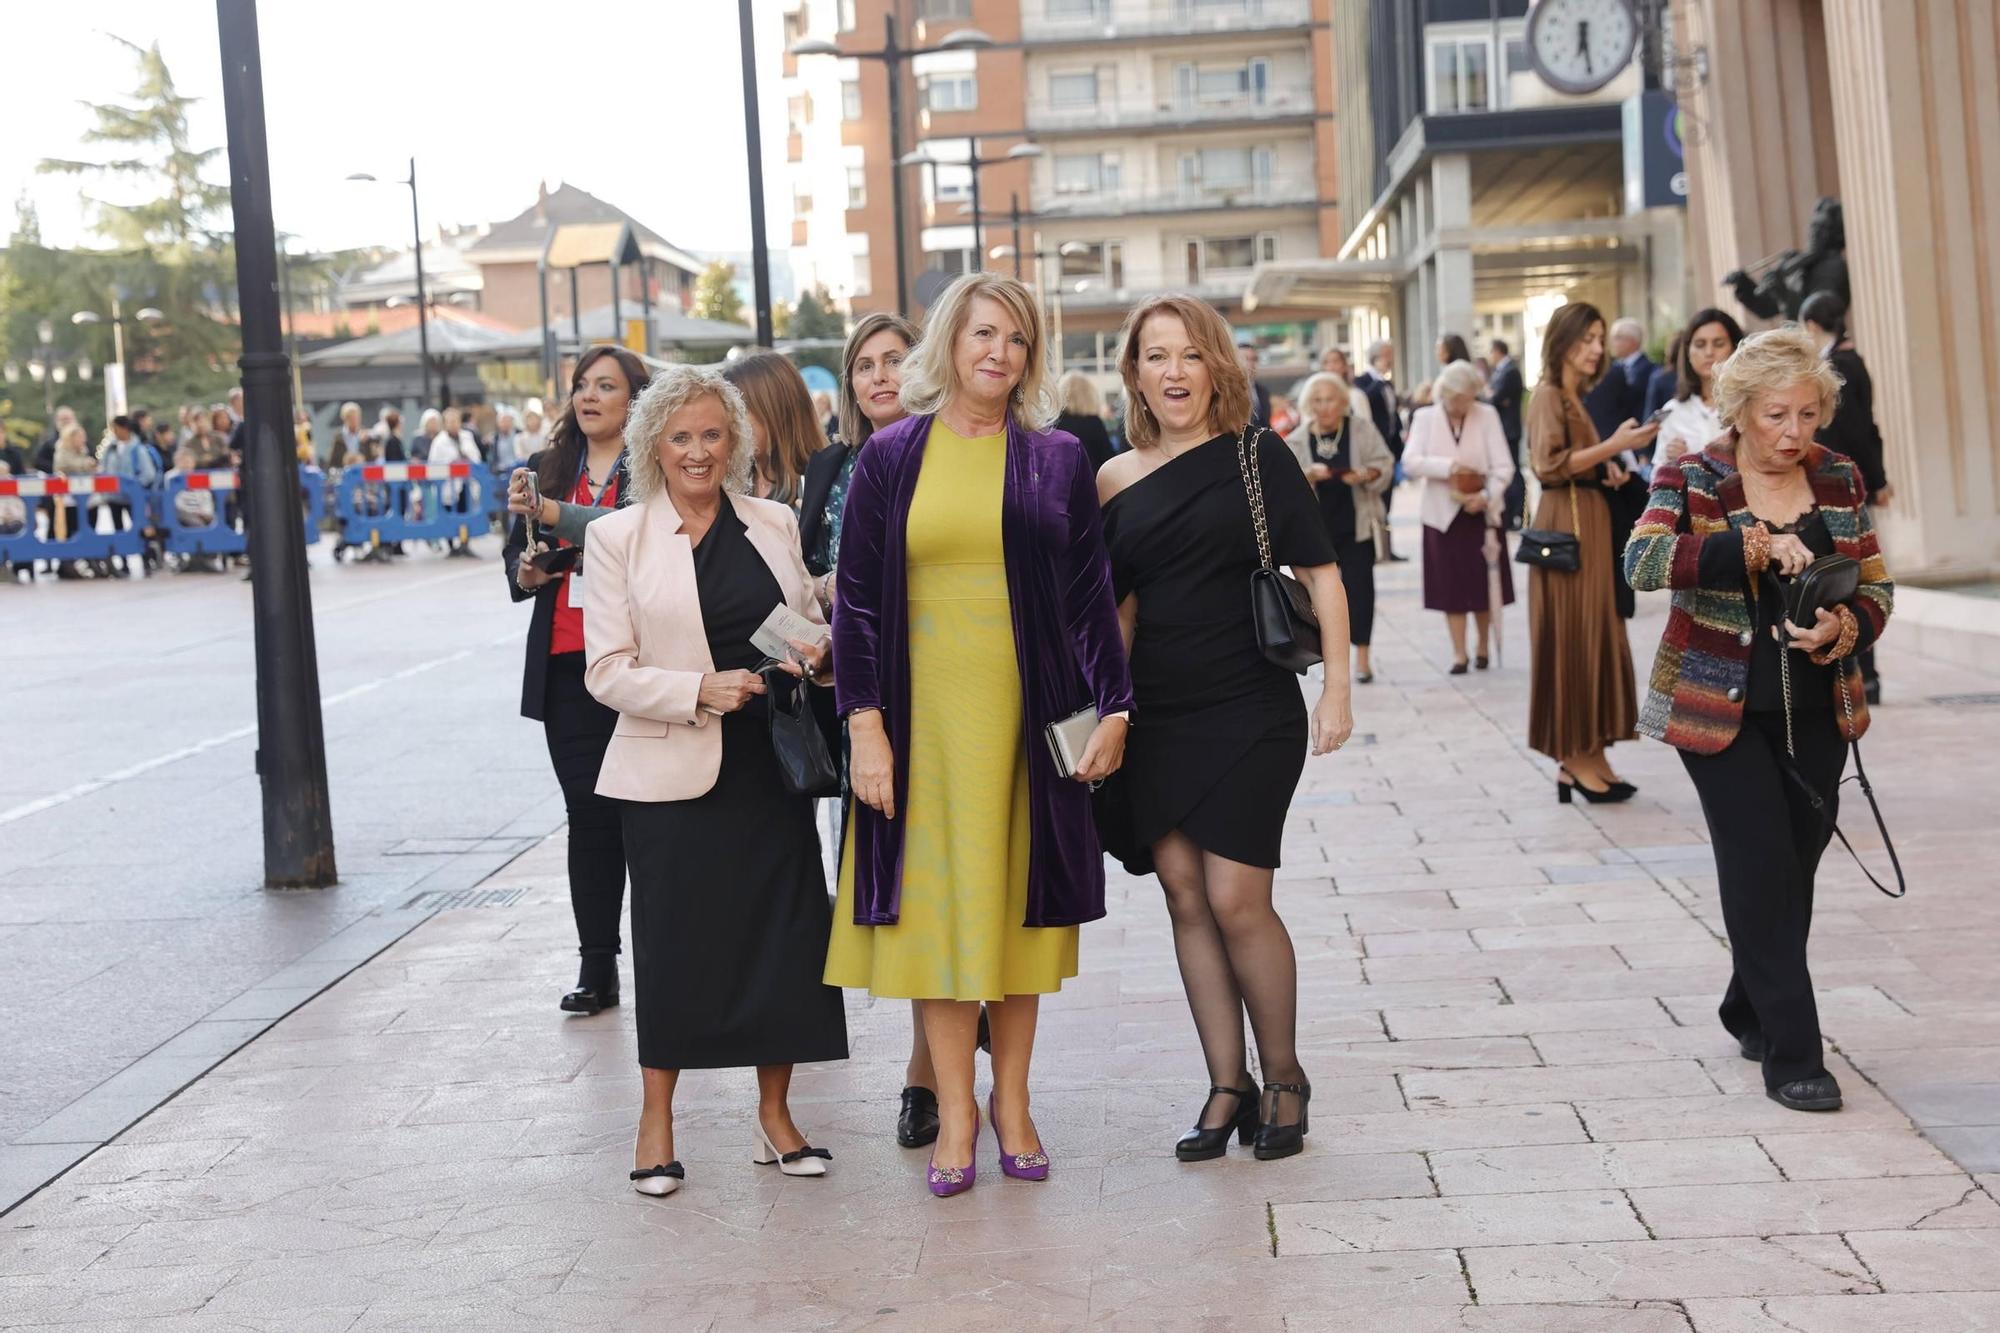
[504,345,652,1015]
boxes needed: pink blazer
[582,491,825,803]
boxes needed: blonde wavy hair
[622,363,757,505]
[1712,325,1843,430]
[1115,293,1252,449]
[898,272,1057,430]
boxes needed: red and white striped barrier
[355,463,472,483]
[178,470,241,491]
[0,475,125,498]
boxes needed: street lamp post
[347,158,432,410]
[74,297,167,420]
[218,0,338,889]
[901,139,1041,275]
[736,0,775,346]
[791,23,997,315]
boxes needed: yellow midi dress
[823,422,1080,1000]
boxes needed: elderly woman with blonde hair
[582,363,849,1198]
[1284,371,1393,682]
[828,271,1134,1197]
[1404,359,1516,671]
[1626,326,1892,1114]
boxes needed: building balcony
[1026,88,1314,135]
[1052,277,1254,312]
[1034,176,1316,220]
[1022,0,1311,46]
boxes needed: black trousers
[1680,709,1846,1088]
[542,652,625,958]
[1330,533,1376,647]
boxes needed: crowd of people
[493,268,1896,1203]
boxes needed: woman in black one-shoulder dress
[1097,295,1353,1165]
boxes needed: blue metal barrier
[332,462,493,560]
[0,475,147,570]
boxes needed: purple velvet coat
[832,411,1135,928]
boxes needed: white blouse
[1655,395,1723,467]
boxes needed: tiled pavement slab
[3,550,1997,1328]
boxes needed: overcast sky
[3,1,784,257]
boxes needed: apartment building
[798,0,1343,374]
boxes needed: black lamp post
[901,139,1042,274]
[790,22,997,314]
[218,0,337,888]
[737,0,775,347]
[347,158,432,410]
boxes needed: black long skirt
[619,709,849,1071]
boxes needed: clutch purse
[1045,707,1099,781]
[1236,425,1322,674]
[1451,469,1486,494]
[1783,552,1860,628]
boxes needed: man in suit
[1353,339,1405,559]
[1581,317,1651,619]
[1484,339,1528,530]
[1239,341,1271,428]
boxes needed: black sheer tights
[1153,831,1307,1130]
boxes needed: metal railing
[1036,177,1317,217]
[1026,88,1315,132]
[1022,0,1312,43]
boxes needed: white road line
[0,630,518,828]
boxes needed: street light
[71,299,163,417]
[902,138,1040,274]
[790,20,997,313]
[347,159,432,409]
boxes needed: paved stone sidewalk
[3,559,1998,1330]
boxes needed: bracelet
[1808,604,1860,665]
[1741,523,1772,575]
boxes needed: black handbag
[1516,478,1582,572]
[1783,552,1860,627]
[758,665,841,798]
[1236,425,1322,674]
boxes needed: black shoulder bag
[758,665,841,798]
[1236,425,1322,673]
[1772,556,1906,898]
[1516,476,1582,572]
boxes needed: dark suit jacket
[1583,353,1654,441]
[1354,370,1403,458]
[1248,381,1272,429]
[1485,357,1524,446]
[1055,412,1116,475]
[797,439,852,578]
[1642,363,1676,420]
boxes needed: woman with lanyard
[504,346,652,1015]
[1284,372,1395,683]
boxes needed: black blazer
[1820,342,1889,496]
[502,448,630,720]
[1485,357,1524,446]
[1055,412,1116,474]
[797,440,853,577]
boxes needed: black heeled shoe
[897,1086,940,1149]
[1556,769,1635,805]
[1448,660,1469,675]
[1175,1084,1260,1162]
[1475,655,1489,670]
[560,952,620,1015]
[1252,1080,1312,1161]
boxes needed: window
[931,162,971,202]
[926,247,976,275]
[787,94,812,133]
[1176,57,1272,107]
[851,251,871,297]
[846,166,867,208]
[841,80,862,121]
[794,185,813,215]
[1429,34,1490,113]
[919,0,972,18]
[836,0,856,30]
[1060,241,1124,287]
[1179,146,1273,191]
[1048,0,1105,17]
[1185,233,1274,281]
[1052,152,1120,195]
[921,74,977,113]
[1048,71,1098,108]
[1259,233,1278,264]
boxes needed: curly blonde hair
[622,363,757,505]
[897,272,1057,430]
[1712,325,1843,430]
[1115,293,1251,449]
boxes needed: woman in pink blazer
[583,364,848,1198]
[1403,359,1516,671]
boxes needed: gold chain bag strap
[1237,424,1322,673]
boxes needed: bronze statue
[1723,196,1850,322]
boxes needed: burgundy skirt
[1423,508,1514,613]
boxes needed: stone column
[1823,0,2000,578]
[1431,153,1477,351]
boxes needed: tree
[692,261,745,325]
[785,286,845,374]
[21,35,239,416]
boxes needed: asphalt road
[0,535,565,1151]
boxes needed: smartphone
[1646,405,1673,426]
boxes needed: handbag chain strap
[1237,424,1275,571]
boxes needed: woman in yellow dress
[828,272,1134,1196]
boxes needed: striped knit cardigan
[1623,437,1892,755]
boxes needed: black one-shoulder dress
[1101,431,1335,874]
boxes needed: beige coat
[583,490,825,803]
[1283,412,1396,555]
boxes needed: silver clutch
[1044,707,1099,780]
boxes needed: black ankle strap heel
[1253,1080,1312,1161]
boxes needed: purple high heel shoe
[927,1114,979,1198]
[988,1092,1051,1181]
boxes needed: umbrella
[1485,521,1506,667]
